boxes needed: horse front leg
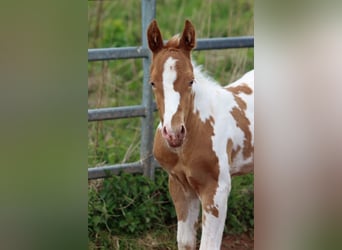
[199,176,231,250]
[169,174,200,250]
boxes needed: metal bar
[88,162,143,179]
[140,0,156,180]
[88,105,146,121]
[195,36,254,50]
[87,8,254,179]
[88,103,158,122]
[88,159,161,180]
[88,47,149,61]
[87,37,254,62]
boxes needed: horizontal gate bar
[88,160,160,179]
[195,36,254,50]
[88,162,143,179]
[88,36,254,61]
[88,103,158,122]
[88,105,146,121]
[88,47,149,61]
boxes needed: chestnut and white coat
[147,20,254,250]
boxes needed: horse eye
[189,80,194,86]
[150,82,155,87]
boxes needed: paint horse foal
[147,20,254,250]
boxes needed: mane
[192,61,221,88]
[190,60,228,123]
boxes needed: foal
[147,20,254,250]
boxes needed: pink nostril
[163,126,168,136]
[180,125,186,135]
[162,125,186,144]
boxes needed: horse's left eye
[189,80,194,86]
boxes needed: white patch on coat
[228,70,254,147]
[201,207,228,250]
[228,69,254,87]
[227,70,254,173]
[177,198,200,249]
[162,57,179,130]
[192,67,254,249]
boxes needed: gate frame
[88,0,254,180]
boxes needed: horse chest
[153,127,221,195]
[154,124,218,165]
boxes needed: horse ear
[147,20,164,54]
[179,20,196,52]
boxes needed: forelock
[165,34,180,48]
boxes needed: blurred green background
[88,0,253,249]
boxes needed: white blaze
[162,57,179,129]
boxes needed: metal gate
[88,0,254,180]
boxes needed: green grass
[88,0,254,249]
[88,171,253,249]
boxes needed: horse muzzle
[161,124,186,148]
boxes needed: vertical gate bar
[140,0,156,179]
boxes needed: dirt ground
[221,233,254,250]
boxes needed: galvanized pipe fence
[88,0,254,180]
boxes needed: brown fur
[226,84,253,95]
[147,19,253,249]
[227,85,254,160]
[150,29,220,217]
[230,107,253,159]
